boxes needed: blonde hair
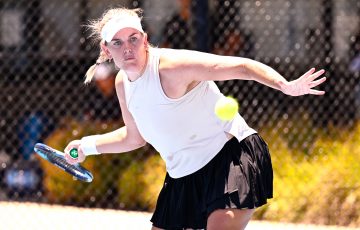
[84,7,143,84]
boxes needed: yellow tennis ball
[214,96,239,121]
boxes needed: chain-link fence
[0,0,359,227]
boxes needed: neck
[127,51,148,82]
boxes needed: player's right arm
[64,71,146,164]
[94,70,147,153]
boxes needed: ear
[100,42,112,59]
[143,33,148,47]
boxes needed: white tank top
[122,48,257,178]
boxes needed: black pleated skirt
[150,133,273,229]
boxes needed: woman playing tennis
[64,7,326,230]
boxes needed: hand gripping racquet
[34,143,93,182]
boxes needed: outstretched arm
[160,49,326,97]
[232,58,326,96]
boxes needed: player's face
[105,28,148,73]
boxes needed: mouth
[124,56,135,61]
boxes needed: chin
[122,63,139,72]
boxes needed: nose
[124,48,132,55]
[123,42,132,55]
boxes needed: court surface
[0,201,358,230]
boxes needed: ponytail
[84,63,98,84]
[84,41,111,84]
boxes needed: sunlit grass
[256,116,360,227]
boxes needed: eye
[130,36,138,43]
[108,40,122,48]
[113,40,123,47]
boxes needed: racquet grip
[69,148,79,159]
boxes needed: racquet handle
[69,148,79,159]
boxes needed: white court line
[0,202,358,230]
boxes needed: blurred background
[0,0,359,228]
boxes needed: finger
[64,145,70,153]
[301,68,316,79]
[64,144,76,153]
[309,77,326,88]
[64,152,78,165]
[64,154,71,163]
[308,69,325,81]
[309,89,325,95]
[69,158,78,165]
[64,141,80,153]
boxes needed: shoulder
[158,48,223,76]
[115,70,127,101]
[115,70,126,86]
[157,48,250,82]
[159,48,208,68]
[158,49,187,78]
[160,48,221,62]
[157,49,213,88]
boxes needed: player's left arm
[161,49,326,97]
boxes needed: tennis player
[64,7,326,230]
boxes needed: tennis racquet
[34,143,93,183]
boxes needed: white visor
[101,16,144,43]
